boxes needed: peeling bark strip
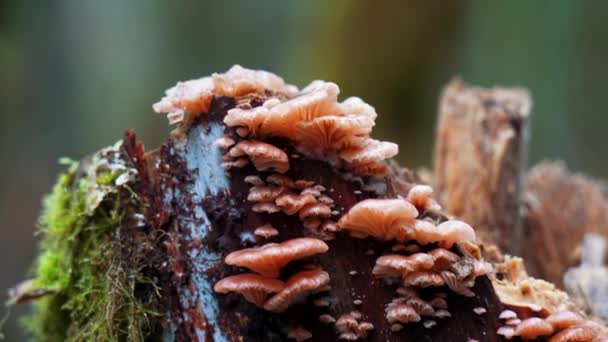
[524,161,608,286]
[433,79,531,255]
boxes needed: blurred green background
[1,1,608,340]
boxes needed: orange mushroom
[337,198,419,242]
[254,224,279,239]
[406,185,442,213]
[545,311,585,330]
[225,238,329,278]
[275,193,317,215]
[386,303,421,324]
[513,317,554,340]
[213,273,285,306]
[287,326,313,342]
[263,269,330,312]
[413,219,476,248]
[248,185,285,202]
[372,253,434,279]
[229,140,289,173]
[299,203,332,220]
[154,65,296,125]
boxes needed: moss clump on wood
[23,144,162,342]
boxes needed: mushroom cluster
[214,237,330,315]
[245,173,339,239]
[497,309,608,341]
[154,65,297,127]
[337,197,476,248]
[156,66,536,340]
[335,311,375,341]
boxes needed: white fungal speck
[353,300,362,306]
[353,190,362,195]
[473,307,486,315]
[349,270,358,276]
[423,320,437,329]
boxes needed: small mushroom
[429,248,461,271]
[337,198,419,242]
[254,224,279,239]
[413,219,476,248]
[405,184,442,213]
[548,325,597,342]
[275,193,317,215]
[545,311,585,330]
[213,273,285,306]
[404,271,445,288]
[225,238,329,277]
[229,140,289,173]
[299,203,332,220]
[373,253,434,279]
[513,317,554,340]
[244,175,265,185]
[248,185,285,202]
[287,325,313,342]
[263,269,330,312]
[213,135,236,149]
[386,303,421,324]
[499,310,518,320]
[252,202,281,214]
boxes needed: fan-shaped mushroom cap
[406,185,442,212]
[252,202,281,214]
[339,139,398,164]
[499,309,518,320]
[263,269,330,312]
[248,185,285,202]
[337,198,418,242]
[154,65,297,125]
[373,253,434,279]
[497,326,515,339]
[336,311,374,340]
[266,174,315,189]
[254,224,279,239]
[514,317,554,340]
[275,193,317,215]
[244,175,265,185]
[299,203,332,220]
[404,271,446,288]
[229,140,289,173]
[287,326,313,342]
[213,135,236,149]
[440,270,475,297]
[386,303,421,324]
[545,311,585,331]
[413,220,476,248]
[214,273,285,306]
[225,238,329,278]
[429,248,461,270]
[548,326,597,342]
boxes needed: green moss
[24,149,161,342]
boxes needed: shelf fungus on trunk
[14,66,607,341]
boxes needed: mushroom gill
[287,325,313,342]
[225,238,329,278]
[229,140,289,173]
[263,269,330,312]
[213,273,285,306]
[337,198,419,242]
[335,311,375,341]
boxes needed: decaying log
[12,67,607,341]
[434,79,531,255]
[524,161,608,286]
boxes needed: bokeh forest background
[1,1,608,339]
